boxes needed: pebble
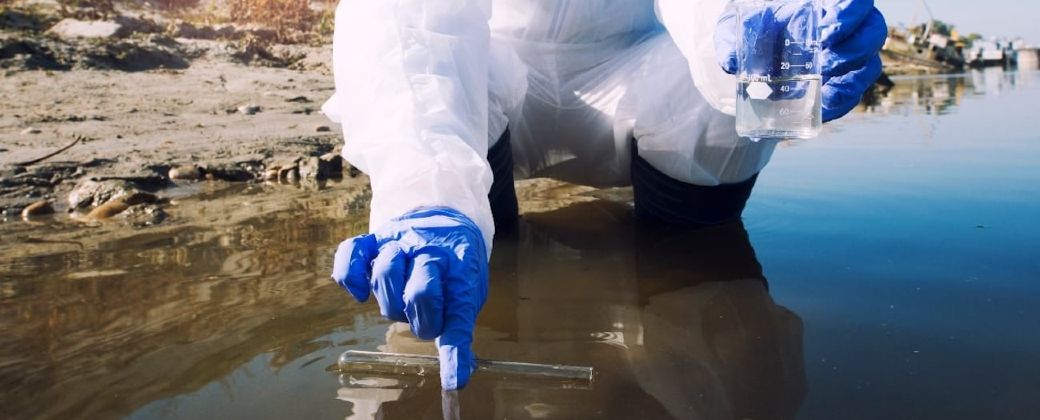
[203,165,254,182]
[21,200,54,218]
[279,166,299,183]
[46,18,122,40]
[168,164,203,181]
[237,104,261,115]
[20,127,41,135]
[263,169,280,181]
[68,179,135,210]
[86,192,159,219]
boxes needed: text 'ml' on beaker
[734,0,822,140]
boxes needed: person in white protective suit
[325,0,887,390]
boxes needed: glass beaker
[734,0,822,140]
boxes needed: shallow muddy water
[2,67,1039,420]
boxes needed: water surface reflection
[0,186,805,419]
[860,67,1036,118]
[339,201,806,419]
[0,184,375,419]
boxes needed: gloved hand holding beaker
[331,207,489,390]
[714,0,887,130]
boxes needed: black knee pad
[631,140,758,226]
[488,129,519,229]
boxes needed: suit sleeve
[656,0,738,115]
[322,0,496,252]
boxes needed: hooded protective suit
[324,0,885,390]
[322,0,768,251]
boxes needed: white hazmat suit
[322,0,776,250]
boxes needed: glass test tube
[337,350,595,383]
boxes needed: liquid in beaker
[734,0,822,140]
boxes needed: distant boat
[968,39,1017,68]
[882,28,965,73]
[880,0,966,74]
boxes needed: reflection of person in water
[337,200,805,419]
[629,218,806,420]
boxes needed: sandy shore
[1,1,345,223]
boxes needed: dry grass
[229,0,312,37]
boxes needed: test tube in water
[734,0,822,140]
[337,350,594,384]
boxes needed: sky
[875,0,1038,43]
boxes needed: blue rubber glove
[715,0,888,122]
[331,207,488,390]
